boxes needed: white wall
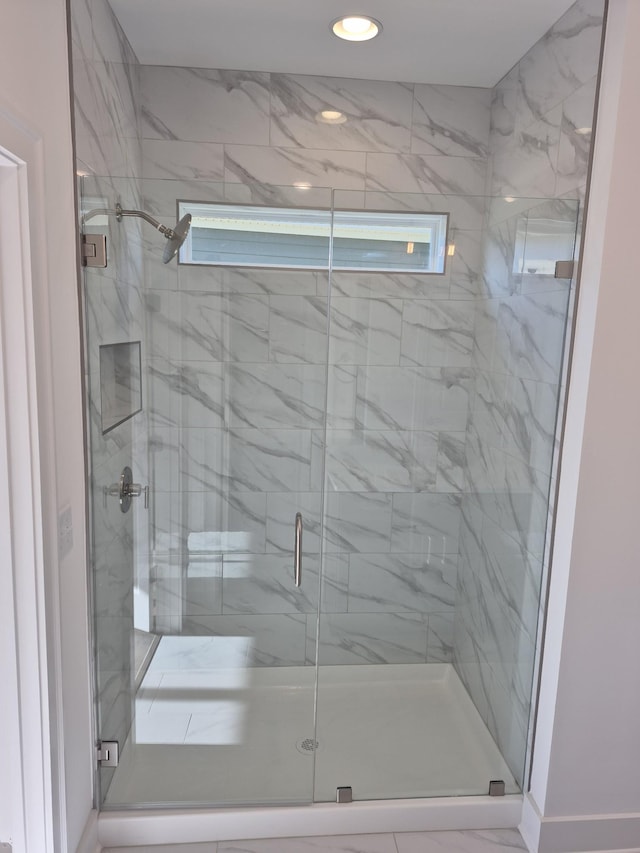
[525,1,640,850]
[0,0,93,851]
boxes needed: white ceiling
[108,0,576,88]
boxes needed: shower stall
[83,179,579,809]
[72,0,604,831]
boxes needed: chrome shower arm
[116,205,176,239]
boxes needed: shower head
[162,212,192,264]
[82,202,192,264]
[115,204,192,264]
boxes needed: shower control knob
[107,466,149,513]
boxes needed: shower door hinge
[554,260,575,279]
[488,779,506,797]
[97,740,119,768]
[82,233,108,268]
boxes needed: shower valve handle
[108,466,149,513]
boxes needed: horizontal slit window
[177,202,449,274]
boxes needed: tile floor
[102,828,527,852]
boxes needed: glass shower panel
[81,173,150,805]
[90,180,333,808]
[313,191,579,802]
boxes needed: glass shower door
[85,179,333,808]
[313,190,580,802]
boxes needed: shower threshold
[104,641,517,808]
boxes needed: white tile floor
[105,638,516,807]
[102,828,527,852]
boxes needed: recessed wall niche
[99,341,142,434]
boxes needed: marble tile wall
[71,0,146,789]
[452,0,605,787]
[137,68,492,665]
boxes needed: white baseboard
[521,793,640,853]
[76,810,100,853]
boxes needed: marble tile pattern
[102,828,527,853]
[136,65,496,669]
[453,0,604,792]
[70,0,149,797]
[70,0,603,806]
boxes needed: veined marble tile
[490,65,519,153]
[221,553,319,614]
[147,360,225,429]
[326,365,358,429]
[507,290,570,384]
[556,77,598,196]
[317,612,428,665]
[447,230,483,300]
[347,553,457,614]
[400,300,474,367]
[184,427,314,493]
[394,829,526,853]
[180,613,308,666]
[226,363,326,429]
[220,835,397,853]
[98,669,132,747]
[355,365,471,431]
[70,0,93,61]
[490,107,562,199]
[323,491,392,554]
[453,616,493,725]
[351,191,486,233]
[515,0,604,134]
[427,612,455,663]
[411,84,491,158]
[271,74,413,153]
[224,145,366,191]
[95,616,132,672]
[178,292,270,363]
[142,139,224,181]
[503,375,559,473]
[223,182,334,208]
[140,67,271,144]
[436,432,467,493]
[184,490,267,555]
[328,297,402,366]
[269,295,328,364]
[324,429,438,493]
[391,492,461,556]
[91,0,137,65]
[93,532,135,619]
[142,177,226,220]
[482,216,519,298]
[330,271,449,302]
[480,517,541,650]
[470,299,511,376]
[222,268,320,297]
[366,153,487,196]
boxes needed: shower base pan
[100,647,521,844]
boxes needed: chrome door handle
[294,512,302,587]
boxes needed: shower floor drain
[296,737,319,755]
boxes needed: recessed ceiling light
[575,126,592,135]
[331,15,382,42]
[316,109,347,124]
[504,196,516,203]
